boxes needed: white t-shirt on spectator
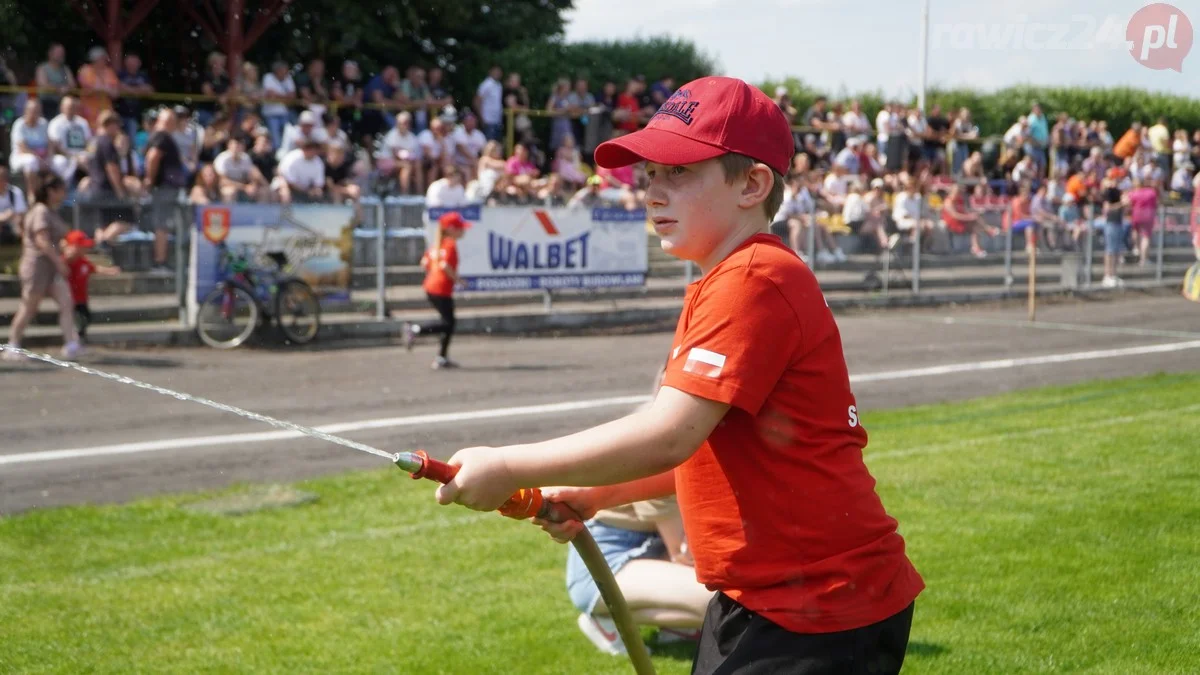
[214,150,255,183]
[892,191,924,230]
[380,128,421,161]
[48,114,92,154]
[453,126,488,163]
[842,111,870,138]
[10,118,51,158]
[476,77,503,126]
[262,73,296,117]
[277,149,325,190]
[0,183,28,215]
[773,186,814,222]
[276,124,329,160]
[823,173,854,200]
[418,130,453,161]
[425,178,468,208]
[843,193,867,222]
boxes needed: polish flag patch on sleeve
[682,348,726,378]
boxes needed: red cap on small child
[594,76,794,176]
[438,211,471,230]
[64,230,96,248]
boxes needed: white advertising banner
[426,205,648,291]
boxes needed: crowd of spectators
[0,43,1196,284]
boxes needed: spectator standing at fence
[925,104,950,172]
[237,62,263,118]
[950,108,979,176]
[474,66,504,142]
[116,53,154,141]
[400,66,435,132]
[296,58,332,119]
[1100,174,1127,288]
[9,100,52,196]
[0,167,28,246]
[1148,118,1171,176]
[1127,177,1159,268]
[3,171,81,361]
[1114,122,1141,162]
[567,79,596,150]
[197,52,231,127]
[333,60,365,142]
[142,107,187,274]
[214,137,269,203]
[171,106,203,180]
[35,44,76,118]
[547,77,574,153]
[261,60,297,150]
[77,47,120,128]
[403,211,468,370]
[82,111,136,244]
[1171,162,1194,202]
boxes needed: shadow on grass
[647,639,698,663]
[907,641,949,659]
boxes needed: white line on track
[4,340,1200,467]
[905,315,1200,339]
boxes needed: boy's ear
[738,163,774,211]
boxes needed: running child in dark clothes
[404,211,469,369]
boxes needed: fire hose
[0,345,657,674]
[396,450,656,675]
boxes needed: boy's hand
[434,446,520,512]
[531,486,606,544]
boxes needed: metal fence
[37,191,1195,331]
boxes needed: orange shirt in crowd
[77,64,119,126]
[1113,129,1140,160]
[661,233,925,634]
[421,236,458,297]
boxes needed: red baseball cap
[64,230,95,248]
[595,76,794,176]
[438,211,471,230]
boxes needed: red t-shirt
[941,194,969,234]
[615,93,641,132]
[66,256,96,304]
[421,238,458,297]
[661,233,924,634]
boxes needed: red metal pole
[227,0,244,88]
[106,0,123,66]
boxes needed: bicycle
[196,244,322,349]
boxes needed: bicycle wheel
[197,283,260,349]
[274,279,321,345]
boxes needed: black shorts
[691,593,914,675]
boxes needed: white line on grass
[5,340,1200,466]
[848,340,1200,384]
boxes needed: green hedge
[760,77,1200,138]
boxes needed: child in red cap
[404,211,469,369]
[62,229,120,341]
[432,77,924,673]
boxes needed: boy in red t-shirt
[434,77,924,673]
[62,230,120,340]
[404,211,469,370]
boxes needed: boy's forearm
[600,470,677,509]
[504,409,695,489]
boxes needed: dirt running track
[2,294,1198,514]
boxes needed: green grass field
[3,373,1200,674]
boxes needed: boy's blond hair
[717,153,786,222]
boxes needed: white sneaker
[833,248,847,263]
[1101,276,1118,288]
[576,613,627,656]
[61,341,84,360]
[2,344,24,361]
[816,250,836,265]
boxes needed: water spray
[1,345,656,674]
